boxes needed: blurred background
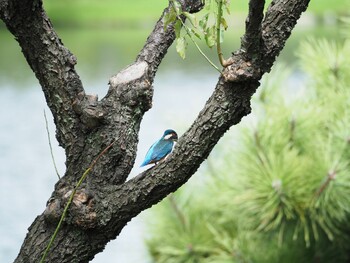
[0,0,349,262]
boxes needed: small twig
[188,30,221,72]
[44,110,61,179]
[170,0,221,73]
[314,135,349,199]
[314,170,336,198]
[216,0,228,67]
[253,130,268,167]
[289,117,296,146]
[39,140,115,263]
[168,194,188,229]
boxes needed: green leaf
[171,0,182,14]
[163,8,177,31]
[224,0,231,14]
[176,37,187,59]
[220,17,228,30]
[183,11,198,28]
[199,13,209,32]
[219,28,225,43]
[205,26,216,48]
[174,20,182,38]
[205,0,213,10]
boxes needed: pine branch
[168,194,188,229]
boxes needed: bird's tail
[140,160,148,167]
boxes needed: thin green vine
[216,0,227,67]
[44,110,61,179]
[39,140,115,263]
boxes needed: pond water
[0,20,341,263]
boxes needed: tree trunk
[0,0,310,262]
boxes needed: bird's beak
[172,134,178,142]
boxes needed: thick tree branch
[222,0,309,82]
[0,0,84,154]
[97,0,311,239]
[8,0,204,262]
[222,0,266,81]
[80,0,204,190]
[64,0,311,246]
[107,78,257,225]
[135,0,204,79]
[260,0,310,73]
[2,0,311,262]
[241,0,265,61]
[106,0,204,109]
[75,0,205,191]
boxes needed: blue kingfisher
[140,129,178,167]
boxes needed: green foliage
[163,0,230,60]
[147,192,242,263]
[146,27,350,262]
[201,0,230,48]
[299,38,350,92]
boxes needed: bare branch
[241,0,266,61]
[222,0,310,82]
[261,0,311,73]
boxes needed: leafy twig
[184,25,221,72]
[39,140,115,263]
[170,0,221,73]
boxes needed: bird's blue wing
[140,139,173,167]
[150,139,173,161]
[140,140,159,167]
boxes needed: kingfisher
[140,129,178,167]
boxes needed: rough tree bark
[0,0,310,262]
